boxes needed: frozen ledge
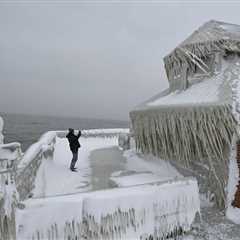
[17,177,200,239]
[110,172,179,188]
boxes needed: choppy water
[0,112,129,152]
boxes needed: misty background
[1,1,240,121]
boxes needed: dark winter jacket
[66,131,81,153]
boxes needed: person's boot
[70,167,77,172]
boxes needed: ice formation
[226,136,240,223]
[15,129,129,200]
[56,128,129,138]
[0,116,20,240]
[0,116,3,144]
[12,128,200,239]
[118,132,130,150]
[17,178,200,240]
[16,131,57,200]
[129,20,240,212]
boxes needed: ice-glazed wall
[131,104,236,208]
[17,178,200,240]
[16,131,57,200]
[225,61,240,221]
[130,57,240,209]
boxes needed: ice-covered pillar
[0,115,17,240]
[0,116,4,144]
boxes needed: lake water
[0,112,129,152]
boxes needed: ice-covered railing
[0,115,22,175]
[0,116,4,144]
[17,177,200,240]
[0,142,22,172]
[16,131,56,200]
[56,128,129,138]
[0,116,20,240]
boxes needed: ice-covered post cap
[0,116,4,144]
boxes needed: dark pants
[70,151,78,169]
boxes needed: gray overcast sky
[1,1,240,120]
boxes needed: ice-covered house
[130,20,240,210]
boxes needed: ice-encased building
[130,20,240,209]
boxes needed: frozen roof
[148,77,221,107]
[180,20,240,47]
[164,20,240,80]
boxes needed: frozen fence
[56,128,129,139]
[0,142,22,173]
[17,177,200,240]
[16,132,57,200]
[0,142,22,232]
[0,117,21,240]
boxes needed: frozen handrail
[56,128,129,138]
[0,142,22,179]
[16,131,57,200]
[0,116,19,240]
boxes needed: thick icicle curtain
[130,104,237,208]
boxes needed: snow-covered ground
[33,136,119,197]
[33,134,183,198]
[110,149,182,187]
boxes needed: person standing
[66,128,81,172]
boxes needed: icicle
[130,103,237,208]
